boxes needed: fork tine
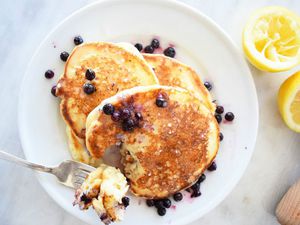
[79,166,95,173]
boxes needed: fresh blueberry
[134,43,143,52]
[122,197,130,207]
[121,108,131,120]
[135,112,143,121]
[60,51,69,62]
[197,174,206,183]
[144,45,154,53]
[151,39,160,49]
[163,47,176,58]
[191,189,201,198]
[162,199,171,208]
[173,192,183,202]
[156,97,168,108]
[111,111,121,122]
[74,36,84,45]
[219,132,224,141]
[208,161,217,171]
[204,82,212,91]
[225,112,235,121]
[216,105,224,114]
[122,118,135,131]
[85,69,95,80]
[83,83,96,95]
[51,85,57,97]
[157,207,166,216]
[191,182,200,191]
[45,70,54,79]
[215,114,222,124]
[103,103,115,115]
[146,199,155,207]
[154,200,164,209]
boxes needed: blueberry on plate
[163,47,176,58]
[144,45,154,53]
[60,51,69,62]
[151,39,160,49]
[74,36,84,45]
[134,43,143,52]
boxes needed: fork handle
[0,151,53,173]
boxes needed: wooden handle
[276,179,300,225]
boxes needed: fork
[0,150,96,189]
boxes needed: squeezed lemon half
[243,6,300,72]
[278,71,300,132]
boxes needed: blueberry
[151,39,160,49]
[122,118,135,131]
[163,47,176,58]
[225,112,235,121]
[162,199,171,208]
[134,43,143,52]
[157,207,166,216]
[154,200,164,209]
[146,199,155,207]
[74,36,84,45]
[83,83,96,95]
[135,112,143,121]
[85,69,95,80]
[80,194,92,204]
[111,111,121,122]
[156,97,168,108]
[219,132,224,141]
[208,161,217,171]
[103,103,115,115]
[215,114,222,124]
[45,70,54,79]
[100,213,108,221]
[122,197,130,207]
[197,174,206,183]
[51,85,57,97]
[173,192,183,202]
[121,108,131,120]
[216,106,224,114]
[191,189,201,198]
[191,182,200,191]
[60,51,69,62]
[204,82,212,91]
[144,45,154,53]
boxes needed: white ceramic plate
[19,0,258,224]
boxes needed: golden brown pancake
[86,85,219,198]
[56,42,159,140]
[143,54,215,113]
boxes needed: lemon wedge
[278,71,300,132]
[243,6,300,72]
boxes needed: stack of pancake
[55,42,219,199]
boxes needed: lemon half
[278,71,300,132]
[243,6,300,72]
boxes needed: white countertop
[0,0,299,224]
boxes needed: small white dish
[18,0,258,224]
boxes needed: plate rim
[18,0,259,224]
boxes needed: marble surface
[0,0,300,224]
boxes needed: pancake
[85,85,219,198]
[66,126,102,167]
[56,42,159,140]
[143,54,215,113]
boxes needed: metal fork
[0,151,96,189]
